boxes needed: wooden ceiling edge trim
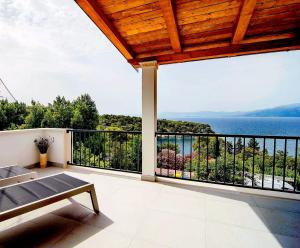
[159,46,300,65]
[75,0,134,60]
[232,0,257,44]
[159,0,181,53]
[136,33,296,58]
[129,39,300,67]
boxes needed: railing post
[140,61,158,181]
[64,129,72,169]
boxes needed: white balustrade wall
[0,128,71,168]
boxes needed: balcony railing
[68,129,142,174]
[156,132,300,193]
[67,129,300,193]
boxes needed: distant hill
[99,114,214,133]
[245,103,300,117]
[160,103,300,118]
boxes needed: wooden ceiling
[75,0,300,68]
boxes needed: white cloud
[0,0,140,115]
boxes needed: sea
[163,117,300,156]
[172,117,300,136]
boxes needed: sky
[0,0,300,116]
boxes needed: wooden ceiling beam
[232,0,257,44]
[75,0,134,60]
[159,0,182,53]
[130,38,300,67]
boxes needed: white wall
[44,128,71,167]
[0,128,71,168]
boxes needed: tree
[248,138,260,151]
[236,138,244,154]
[226,141,233,154]
[157,119,214,133]
[42,96,72,128]
[71,94,99,130]
[98,114,214,133]
[0,99,27,130]
[23,101,46,128]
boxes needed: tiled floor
[1,166,300,248]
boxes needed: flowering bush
[34,136,54,154]
[157,149,185,170]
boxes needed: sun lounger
[0,165,37,187]
[0,173,99,222]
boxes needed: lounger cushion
[0,174,88,212]
[0,166,31,179]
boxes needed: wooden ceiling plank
[232,0,257,44]
[253,3,300,18]
[109,3,161,21]
[246,22,300,36]
[250,14,300,27]
[125,29,169,45]
[133,42,172,53]
[178,7,240,26]
[76,0,134,59]
[183,33,232,46]
[101,0,157,14]
[113,10,163,26]
[240,32,296,44]
[180,17,235,35]
[136,49,175,59]
[177,0,238,12]
[115,16,166,32]
[177,0,241,18]
[159,0,182,53]
[256,0,300,11]
[182,27,233,39]
[184,41,230,52]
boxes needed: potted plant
[34,137,54,168]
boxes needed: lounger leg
[89,187,100,214]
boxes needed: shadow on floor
[158,180,300,247]
[0,200,113,248]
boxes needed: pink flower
[157,149,185,170]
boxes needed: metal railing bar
[272,139,276,190]
[155,132,300,140]
[294,139,298,192]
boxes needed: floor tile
[257,207,300,238]
[205,221,300,248]
[129,238,171,248]
[206,199,269,232]
[135,209,205,248]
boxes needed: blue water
[162,117,300,155]
[172,117,300,136]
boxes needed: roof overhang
[75,0,300,68]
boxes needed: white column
[140,61,158,182]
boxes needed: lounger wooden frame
[0,165,37,187]
[0,174,100,222]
